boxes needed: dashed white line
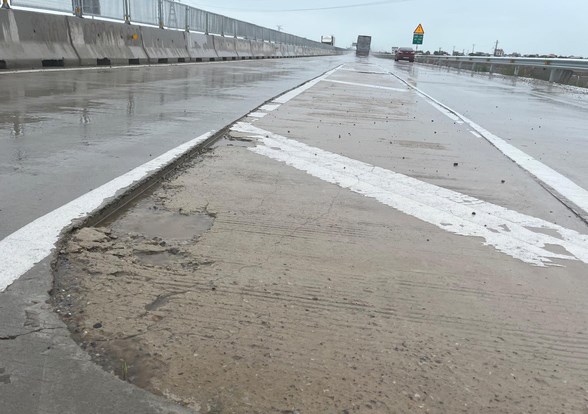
[248,112,268,118]
[273,65,343,104]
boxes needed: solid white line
[273,65,343,104]
[0,131,214,292]
[470,130,483,138]
[427,100,464,123]
[232,122,588,267]
[387,70,588,216]
[322,79,407,92]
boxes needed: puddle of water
[113,205,214,241]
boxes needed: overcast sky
[187,0,587,56]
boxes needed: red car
[395,47,415,62]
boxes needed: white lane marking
[387,70,588,216]
[0,131,215,292]
[427,100,464,124]
[470,130,483,138]
[273,65,343,104]
[248,112,268,118]
[260,104,281,112]
[340,68,389,74]
[322,79,407,92]
[232,122,588,267]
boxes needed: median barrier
[234,38,253,59]
[280,44,295,58]
[0,9,337,70]
[140,27,190,64]
[250,40,279,59]
[212,36,238,60]
[186,32,217,62]
[67,17,147,66]
[0,9,79,69]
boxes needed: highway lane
[380,59,588,201]
[0,56,347,239]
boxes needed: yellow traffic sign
[414,24,425,35]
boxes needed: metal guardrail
[416,55,588,72]
[416,55,588,84]
[7,0,332,49]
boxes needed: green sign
[412,34,424,45]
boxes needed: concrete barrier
[67,17,147,66]
[250,40,278,59]
[0,9,79,69]
[280,44,295,58]
[140,27,190,63]
[186,32,217,62]
[0,9,337,69]
[212,36,238,60]
[234,38,253,59]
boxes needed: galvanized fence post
[72,0,82,17]
[123,0,131,24]
[158,0,164,28]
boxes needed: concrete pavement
[48,59,588,413]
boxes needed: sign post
[413,24,425,50]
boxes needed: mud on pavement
[53,62,588,414]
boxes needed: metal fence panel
[128,0,158,25]
[235,20,252,39]
[162,0,185,29]
[222,15,235,36]
[81,0,124,21]
[188,7,207,33]
[206,12,223,35]
[12,0,70,13]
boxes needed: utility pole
[493,40,499,56]
[276,25,283,32]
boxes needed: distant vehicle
[321,35,335,46]
[356,35,371,57]
[395,47,415,62]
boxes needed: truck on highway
[321,35,335,46]
[356,35,371,56]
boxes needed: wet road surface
[382,60,588,192]
[2,54,588,413]
[0,57,347,239]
